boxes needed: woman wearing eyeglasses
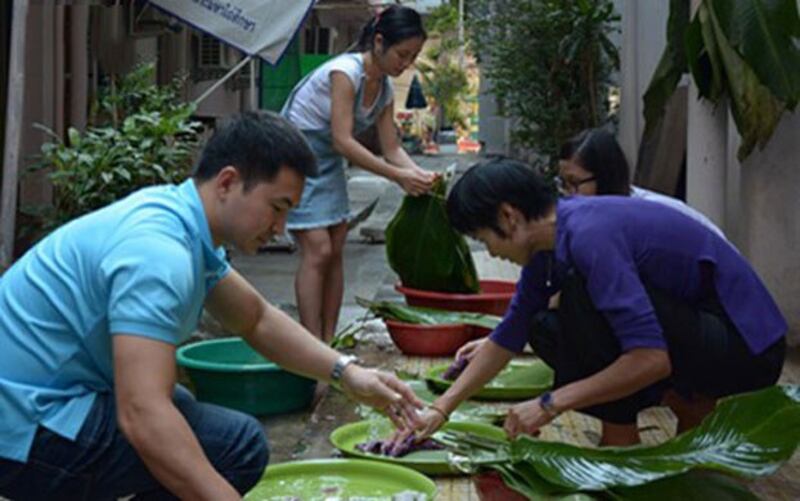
[557,128,724,237]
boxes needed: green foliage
[643,0,800,160]
[385,177,479,293]
[416,60,469,129]
[440,385,800,496]
[424,2,459,35]
[643,0,691,138]
[471,0,620,154]
[468,0,619,171]
[356,298,501,329]
[27,64,202,233]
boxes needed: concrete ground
[227,153,800,500]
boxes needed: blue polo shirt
[491,196,786,355]
[0,179,230,462]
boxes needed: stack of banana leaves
[433,385,800,500]
[385,175,480,293]
[356,298,501,330]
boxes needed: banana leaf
[608,471,758,500]
[705,1,786,159]
[385,176,480,293]
[356,297,501,329]
[439,385,800,494]
[642,0,690,138]
[492,466,757,500]
[642,0,800,160]
[710,0,800,109]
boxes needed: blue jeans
[0,385,269,500]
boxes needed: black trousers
[528,273,786,424]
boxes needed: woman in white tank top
[281,6,435,348]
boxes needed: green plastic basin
[176,338,315,416]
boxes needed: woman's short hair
[447,158,557,237]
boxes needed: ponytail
[355,5,426,52]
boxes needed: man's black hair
[193,110,317,189]
[446,158,557,237]
[559,128,630,195]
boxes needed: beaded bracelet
[428,404,449,420]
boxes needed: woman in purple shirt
[413,158,786,446]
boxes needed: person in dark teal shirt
[0,111,423,500]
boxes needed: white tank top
[285,53,394,131]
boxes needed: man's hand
[503,397,555,439]
[340,365,424,431]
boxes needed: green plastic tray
[426,359,554,400]
[330,419,506,475]
[244,458,436,500]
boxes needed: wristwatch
[331,354,359,382]
[538,391,560,418]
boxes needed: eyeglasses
[555,175,596,195]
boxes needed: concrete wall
[737,111,800,344]
[617,0,670,172]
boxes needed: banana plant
[643,0,800,160]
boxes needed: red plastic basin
[471,326,493,339]
[395,280,516,316]
[385,319,474,357]
[473,471,528,501]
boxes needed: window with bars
[304,27,332,55]
[198,34,225,68]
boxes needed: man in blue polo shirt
[0,111,423,500]
[412,158,786,447]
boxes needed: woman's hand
[503,397,555,439]
[455,338,487,363]
[340,365,424,431]
[415,406,448,439]
[388,405,448,448]
[395,167,436,196]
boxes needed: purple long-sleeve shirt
[490,196,786,355]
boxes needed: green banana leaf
[608,471,758,500]
[385,176,480,293]
[440,385,799,494]
[512,385,800,490]
[642,0,690,138]
[356,298,502,330]
[493,466,757,500]
[642,0,800,160]
[711,0,800,109]
[705,1,786,159]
